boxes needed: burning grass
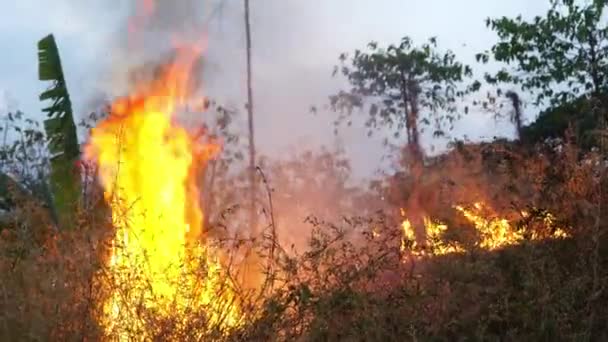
[1,13,606,339]
[82,44,244,339]
[1,103,605,340]
[0,170,606,341]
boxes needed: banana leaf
[38,34,81,229]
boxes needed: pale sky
[0,0,551,180]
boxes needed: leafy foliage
[328,37,475,147]
[0,111,52,217]
[521,92,607,148]
[478,0,608,106]
[38,34,81,229]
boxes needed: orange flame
[399,202,569,259]
[399,208,463,256]
[85,45,240,338]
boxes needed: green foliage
[38,34,81,229]
[479,0,608,106]
[0,111,52,213]
[329,37,475,141]
[521,93,607,148]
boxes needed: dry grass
[0,133,606,341]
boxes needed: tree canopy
[478,0,608,106]
[327,37,476,164]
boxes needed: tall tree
[478,0,608,106]
[328,37,475,168]
[327,37,474,243]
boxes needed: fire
[399,208,463,256]
[455,202,569,249]
[85,45,240,338]
[454,202,520,250]
[399,202,570,259]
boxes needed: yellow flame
[400,219,416,251]
[455,203,521,250]
[85,46,240,338]
[371,226,380,239]
[400,201,570,259]
[399,211,463,257]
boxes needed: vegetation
[521,92,607,148]
[1,0,607,340]
[478,0,608,105]
[326,37,476,168]
[38,34,81,229]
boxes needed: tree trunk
[399,70,425,242]
[506,91,523,140]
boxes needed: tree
[506,90,524,140]
[326,37,475,242]
[478,0,608,106]
[328,37,475,168]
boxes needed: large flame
[85,45,240,338]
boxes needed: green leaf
[37,34,81,230]
[482,0,607,105]
[328,35,473,158]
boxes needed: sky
[0,0,552,180]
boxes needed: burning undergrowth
[1,0,607,340]
[75,2,247,338]
[83,41,245,339]
[1,122,606,340]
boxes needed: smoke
[1,0,555,256]
[82,2,427,249]
[96,1,210,102]
[68,0,388,185]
